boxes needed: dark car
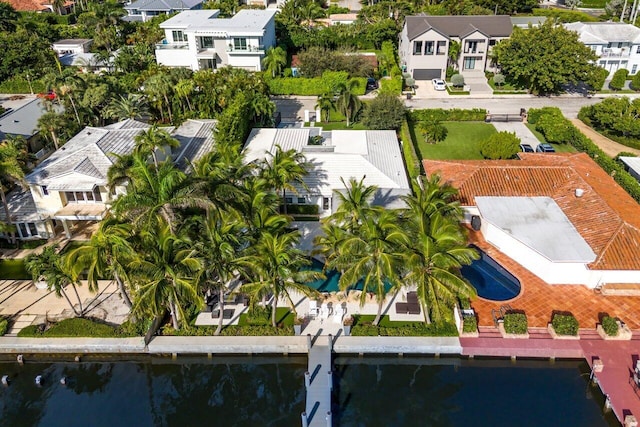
[536,143,556,153]
[366,78,378,90]
[520,143,534,153]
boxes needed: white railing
[155,41,189,50]
[601,48,631,58]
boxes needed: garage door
[412,69,441,80]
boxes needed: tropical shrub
[493,73,505,86]
[632,71,640,91]
[17,318,130,337]
[451,74,465,87]
[462,315,477,333]
[551,313,579,336]
[504,313,528,334]
[420,121,448,144]
[379,76,403,95]
[609,69,629,91]
[361,93,406,130]
[285,204,319,215]
[268,73,366,96]
[480,131,521,159]
[601,316,619,336]
[0,318,8,336]
[408,108,486,122]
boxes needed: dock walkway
[305,337,332,427]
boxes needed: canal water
[0,356,615,427]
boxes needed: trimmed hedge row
[609,69,629,91]
[0,77,46,94]
[268,72,366,96]
[164,325,294,336]
[17,318,133,338]
[408,108,486,122]
[399,118,421,184]
[352,322,458,337]
[528,107,640,203]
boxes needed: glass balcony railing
[227,45,265,53]
[155,41,189,50]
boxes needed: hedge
[504,313,528,335]
[268,72,366,96]
[379,76,402,95]
[352,322,458,336]
[532,8,598,22]
[0,77,46,94]
[462,315,477,333]
[164,325,294,336]
[551,313,579,336]
[609,69,629,91]
[285,203,319,215]
[399,118,421,185]
[528,107,640,203]
[408,108,486,122]
[601,316,619,336]
[17,318,132,338]
[0,319,7,336]
[632,72,640,91]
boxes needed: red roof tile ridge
[588,221,626,268]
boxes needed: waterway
[0,356,616,427]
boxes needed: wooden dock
[304,337,333,427]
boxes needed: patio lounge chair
[211,308,235,319]
[309,300,319,318]
[333,306,345,324]
[320,303,330,320]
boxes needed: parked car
[520,144,534,153]
[366,78,378,90]
[536,143,556,153]
[432,79,446,91]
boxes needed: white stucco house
[423,153,640,289]
[123,0,203,22]
[16,118,217,239]
[154,9,277,72]
[565,22,640,76]
[399,15,513,80]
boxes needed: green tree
[480,131,521,159]
[448,40,460,70]
[0,1,17,31]
[103,94,149,121]
[609,68,629,91]
[492,21,598,95]
[25,246,85,316]
[262,46,287,78]
[315,92,335,123]
[0,140,26,243]
[258,145,309,215]
[361,93,406,130]
[330,176,377,233]
[37,110,66,150]
[133,125,180,168]
[173,79,195,114]
[144,71,175,123]
[0,28,56,83]
[335,79,362,127]
[632,71,640,91]
[419,120,448,144]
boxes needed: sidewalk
[571,118,640,157]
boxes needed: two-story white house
[19,118,217,239]
[565,22,640,76]
[123,0,203,22]
[399,15,513,80]
[155,9,277,72]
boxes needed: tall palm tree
[144,72,174,123]
[47,69,85,125]
[37,110,66,149]
[448,40,461,71]
[335,79,361,127]
[131,220,201,330]
[65,216,137,308]
[259,145,309,214]
[133,125,180,168]
[25,245,85,316]
[262,46,287,78]
[102,94,149,121]
[0,141,26,243]
[315,92,335,123]
[331,176,377,233]
[250,93,275,126]
[173,79,195,114]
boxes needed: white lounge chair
[320,303,330,320]
[333,306,344,324]
[309,300,319,318]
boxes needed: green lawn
[238,307,294,327]
[525,124,576,153]
[0,259,29,280]
[307,121,369,131]
[412,121,497,160]
[580,0,607,7]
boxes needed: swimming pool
[303,259,392,293]
[460,246,521,301]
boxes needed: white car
[432,79,446,91]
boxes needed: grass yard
[0,259,29,279]
[525,124,577,153]
[307,121,369,131]
[580,0,607,7]
[238,307,295,327]
[411,121,497,160]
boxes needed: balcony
[155,41,189,50]
[601,48,631,58]
[227,44,265,54]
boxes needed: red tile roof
[422,153,640,270]
[5,0,72,12]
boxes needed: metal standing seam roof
[124,0,202,11]
[173,119,217,170]
[619,156,640,177]
[0,99,62,140]
[160,9,276,33]
[564,22,640,44]
[405,15,513,41]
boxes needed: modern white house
[423,153,640,289]
[565,22,640,76]
[155,9,277,72]
[17,118,217,239]
[123,0,203,22]
[52,39,93,55]
[399,15,513,80]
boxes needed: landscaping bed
[18,318,138,338]
[351,314,457,337]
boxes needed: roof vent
[575,188,584,198]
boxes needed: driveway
[413,80,449,99]
[491,121,541,149]
[461,71,492,96]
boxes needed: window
[413,41,423,55]
[465,41,478,53]
[65,190,101,204]
[17,222,38,238]
[424,41,434,55]
[200,58,216,70]
[28,223,37,236]
[171,30,187,42]
[322,197,330,211]
[200,36,214,49]
[436,41,446,55]
[297,197,305,204]
[41,186,48,196]
[285,197,293,204]
[233,38,247,50]
[633,65,638,74]
[489,39,496,47]
[18,223,27,238]
[94,188,102,202]
[637,45,640,54]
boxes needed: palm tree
[315,92,335,123]
[195,211,246,335]
[173,79,194,114]
[25,245,85,316]
[335,79,362,127]
[131,220,201,330]
[448,40,461,71]
[47,69,85,125]
[37,110,66,149]
[259,146,309,214]
[102,94,149,121]
[65,216,137,308]
[250,93,275,126]
[0,141,26,243]
[239,228,319,327]
[331,176,377,233]
[262,46,287,78]
[133,125,180,168]
[400,178,479,323]
[144,72,174,123]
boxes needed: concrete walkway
[306,338,332,427]
[491,121,542,149]
[571,118,640,157]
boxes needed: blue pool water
[461,246,521,301]
[303,258,392,293]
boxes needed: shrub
[451,74,465,87]
[601,316,619,336]
[480,131,521,159]
[0,77,46,94]
[446,66,455,79]
[493,74,505,86]
[535,114,574,144]
[379,76,402,95]
[285,204,319,215]
[408,108,486,122]
[609,69,629,91]
[268,73,366,96]
[632,71,640,91]
[400,119,421,183]
[532,8,598,22]
[352,321,458,337]
[420,121,448,144]
[587,67,609,91]
[526,106,563,125]
[0,319,8,336]
[551,313,579,336]
[361,93,406,130]
[17,318,125,338]
[504,313,528,334]
[462,315,477,333]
